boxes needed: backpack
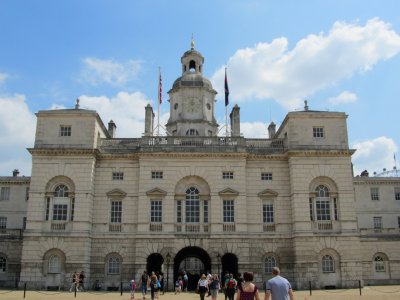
[228,279,236,289]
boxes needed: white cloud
[352,136,398,176]
[0,72,8,85]
[328,91,358,105]
[211,18,400,109]
[0,94,36,175]
[80,57,142,86]
[240,122,269,138]
[78,91,152,137]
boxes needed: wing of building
[1,43,400,291]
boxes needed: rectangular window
[0,187,10,201]
[309,198,314,221]
[223,200,235,223]
[52,204,68,221]
[112,172,124,180]
[151,171,163,179]
[313,127,324,138]
[25,187,29,201]
[70,198,75,221]
[151,200,162,223]
[263,203,274,223]
[203,200,209,223]
[222,172,234,179]
[261,172,273,181]
[60,125,71,137]
[373,217,382,229]
[110,201,122,223]
[316,199,331,221]
[45,198,50,221]
[23,217,27,230]
[333,198,338,221]
[0,217,7,229]
[395,187,400,200]
[371,187,380,201]
[176,200,182,223]
[185,199,200,223]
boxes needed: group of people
[132,270,164,300]
[195,267,294,300]
[69,271,85,292]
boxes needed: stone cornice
[28,148,100,157]
[287,149,355,157]
[0,177,30,184]
[353,178,400,185]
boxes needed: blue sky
[1,0,400,176]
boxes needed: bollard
[120,281,123,296]
[359,280,362,296]
[75,285,77,298]
[23,282,26,299]
[309,281,312,296]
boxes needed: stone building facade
[1,44,400,290]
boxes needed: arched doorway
[221,253,238,280]
[147,253,164,275]
[174,247,211,291]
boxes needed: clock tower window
[186,129,199,136]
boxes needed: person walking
[264,267,294,300]
[236,272,260,300]
[130,279,137,300]
[78,271,85,291]
[225,273,237,300]
[197,273,209,300]
[209,274,220,300]
[148,271,158,300]
[140,271,149,299]
[69,272,79,292]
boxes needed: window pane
[185,187,200,223]
[176,200,182,223]
[0,217,7,229]
[60,125,71,136]
[313,127,324,138]
[373,217,382,229]
[151,171,163,179]
[371,187,379,200]
[374,256,385,272]
[395,187,400,200]
[223,200,235,223]
[263,204,274,223]
[322,255,334,273]
[48,255,60,273]
[261,173,273,181]
[264,256,276,274]
[0,187,10,201]
[151,200,162,223]
[54,185,69,197]
[203,200,208,223]
[0,256,7,272]
[53,204,68,221]
[316,200,331,221]
[222,172,234,179]
[108,256,120,274]
[111,201,122,223]
[112,172,124,180]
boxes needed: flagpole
[225,105,228,137]
[224,67,229,137]
[157,67,161,137]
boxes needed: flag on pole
[224,68,229,106]
[158,69,162,104]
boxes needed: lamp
[165,253,171,292]
[216,253,221,278]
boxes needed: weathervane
[191,33,195,50]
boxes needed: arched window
[309,183,339,225]
[186,187,200,223]
[0,256,6,272]
[108,256,121,274]
[322,255,334,273]
[186,129,199,136]
[374,255,385,272]
[264,256,276,274]
[48,255,61,273]
[45,181,75,225]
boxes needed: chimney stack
[268,122,276,139]
[144,104,155,136]
[230,105,241,137]
[108,120,117,138]
[13,169,19,177]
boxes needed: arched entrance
[174,247,211,291]
[147,253,164,275]
[221,253,238,279]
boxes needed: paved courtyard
[1,286,400,300]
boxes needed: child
[130,279,137,299]
[175,277,182,294]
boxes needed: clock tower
[166,39,219,136]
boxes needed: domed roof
[182,49,204,59]
[172,72,214,90]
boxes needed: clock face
[186,98,201,113]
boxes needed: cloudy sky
[1,0,399,176]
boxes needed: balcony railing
[223,223,236,232]
[150,223,163,232]
[109,223,122,232]
[0,228,23,239]
[263,223,276,232]
[51,222,66,231]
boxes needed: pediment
[258,189,278,199]
[106,189,127,199]
[218,188,239,197]
[146,187,167,197]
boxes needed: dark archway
[147,253,164,275]
[174,247,211,291]
[221,253,238,280]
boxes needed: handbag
[157,280,161,289]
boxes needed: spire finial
[304,99,309,111]
[75,98,80,109]
[191,33,195,50]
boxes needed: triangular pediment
[258,189,278,199]
[106,189,127,199]
[218,188,239,197]
[146,187,167,197]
